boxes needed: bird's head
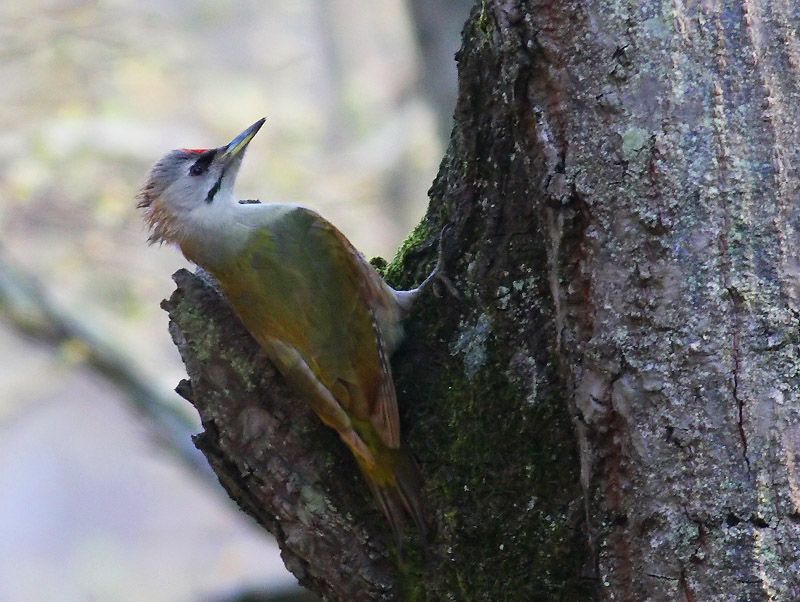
[137,118,265,244]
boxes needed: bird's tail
[356,445,428,545]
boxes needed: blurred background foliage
[0,0,470,600]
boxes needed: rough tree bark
[164,1,800,600]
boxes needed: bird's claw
[426,224,461,301]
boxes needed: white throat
[178,190,252,266]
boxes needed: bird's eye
[188,149,217,176]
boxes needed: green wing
[219,206,400,448]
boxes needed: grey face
[137,147,235,211]
[137,118,265,244]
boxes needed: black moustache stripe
[206,169,224,203]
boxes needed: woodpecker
[138,118,441,540]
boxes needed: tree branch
[163,268,400,600]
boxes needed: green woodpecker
[138,118,439,540]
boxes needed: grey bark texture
[164,1,800,600]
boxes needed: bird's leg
[392,225,459,315]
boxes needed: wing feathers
[248,207,402,450]
[307,213,402,449]
[366,305,400,448]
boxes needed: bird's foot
[393,224,460,313]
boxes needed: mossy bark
[165,1,800,600]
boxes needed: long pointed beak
[220,118,266,162]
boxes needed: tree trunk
[164,1,800,599]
